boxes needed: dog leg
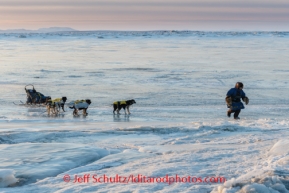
[56,105,60,114]
[54,104,58,114]
[52,107,56,115]
[83,109,87,116]
[73,108,78,116]
[58,104,61,113]
[53,105,58,114]
[117,102,121,114]
[61,104,65,112]
[127,106,130,114]
[113,105,117,115]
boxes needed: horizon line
[1,27,289,33]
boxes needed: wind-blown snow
[0,170,17,188]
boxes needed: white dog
[68,99,91,116]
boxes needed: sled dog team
[46,98,136,116]
[25,82,248,119]
[24,84,136,116]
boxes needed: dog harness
[113,101,126,105]
[47,98,63,106]
[52,98,62,103]
[74,100,86,104]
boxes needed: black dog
[113,99,136,114]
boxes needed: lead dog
[113,99,136,115]
[68,99,91,116]
[46,97,67,115]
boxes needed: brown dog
[46,97,67,115]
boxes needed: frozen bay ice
[1,31,289,192]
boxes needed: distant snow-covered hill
[0,27,76,33]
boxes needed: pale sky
[1,0,289,31]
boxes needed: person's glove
[243,97,249,105]
[225,96,232,106]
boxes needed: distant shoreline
[0,27,289,34]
